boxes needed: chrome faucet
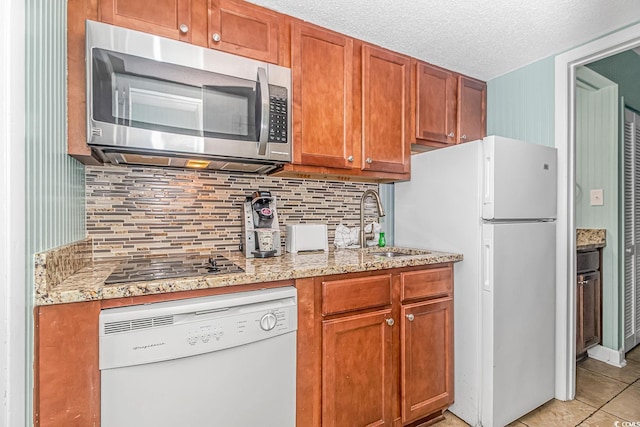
[360,189,386,248]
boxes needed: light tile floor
[435,345,640,427]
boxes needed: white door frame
[0,0,26,425]
[555,22,640,400]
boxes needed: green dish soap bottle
[378,232,386,248]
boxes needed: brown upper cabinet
[413,61,486,149]
[99,0,204,44]
[290,22,354,169]
[208,0,283,64]
[414,62,457,145]
[457,75,487,144]
[99,0,283,62]
[361,45,411,174]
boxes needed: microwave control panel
[268,85,288,143]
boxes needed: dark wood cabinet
[322,309,394,426]
[576,249,602,358]
[208,0,282,63]
[457,75,487,144]
[361,45,411,174]
[291,22,355,169]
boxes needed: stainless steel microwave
[86,20,291,173]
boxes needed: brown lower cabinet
[34,265,453,427]
[314,265,454,427]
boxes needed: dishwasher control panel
[99,287,297,370]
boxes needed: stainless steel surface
[406,314,415,321]
[372,251,412,258]
[86,20,292,172]
[386,318,395,326]
[359,189,386,248]
[257,67,269,156]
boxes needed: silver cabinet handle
[447,132,455,138]
[406,313,415,321]
[461,134,467,140]
[347,155,354,162]
[179,24,189,34]
[212,33,221,42]
[366,158,373,164]
[386,318,395,326]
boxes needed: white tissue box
[286,224,328,253]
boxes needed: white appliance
[99,287,297,427]
[286,223,329,253]
[395,136,557,427]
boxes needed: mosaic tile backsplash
[86,166,379,259]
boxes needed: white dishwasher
[99,286,297,427]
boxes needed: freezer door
[482,136,557,220]
[481,221,555,427]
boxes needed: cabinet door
[291,22,354,169]
[578,272,601,353]
[323,309,394,426]
[401,297,453,424]
[208,0,280,63]
[457,76,487,144]
[362,45,411,174]
[415,62,457,145]
[100,0,193,42]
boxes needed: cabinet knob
[406,313,415,322]
[386,318,395,326]
[447,132,455,138]
[366,158,373,164]
[347,155,354,162]
[212,33,221,42]
[461,134,467,140]
[179,24,189,34]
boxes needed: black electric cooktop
[105,255,244,284]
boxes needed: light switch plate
[590,189,604,206]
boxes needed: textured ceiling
[248,0,640,81]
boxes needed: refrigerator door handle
[483,238,493,291]
[483,155,493,206]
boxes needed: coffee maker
[241,191,282,258]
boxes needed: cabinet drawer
[401,267,452,301]
[322,275,392,315]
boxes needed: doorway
[555,21,640,401]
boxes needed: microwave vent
[91,127,103,137]
[119,154,174,167]
[220,162,271,173]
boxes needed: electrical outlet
[590,189,604,206]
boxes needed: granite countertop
[576,228,606,250]
[36,246,463,306]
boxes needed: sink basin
[372,251,413,258]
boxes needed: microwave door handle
[257,67,269,156]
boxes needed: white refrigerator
[395,136,557,427]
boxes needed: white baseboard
[587,345,627,367]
